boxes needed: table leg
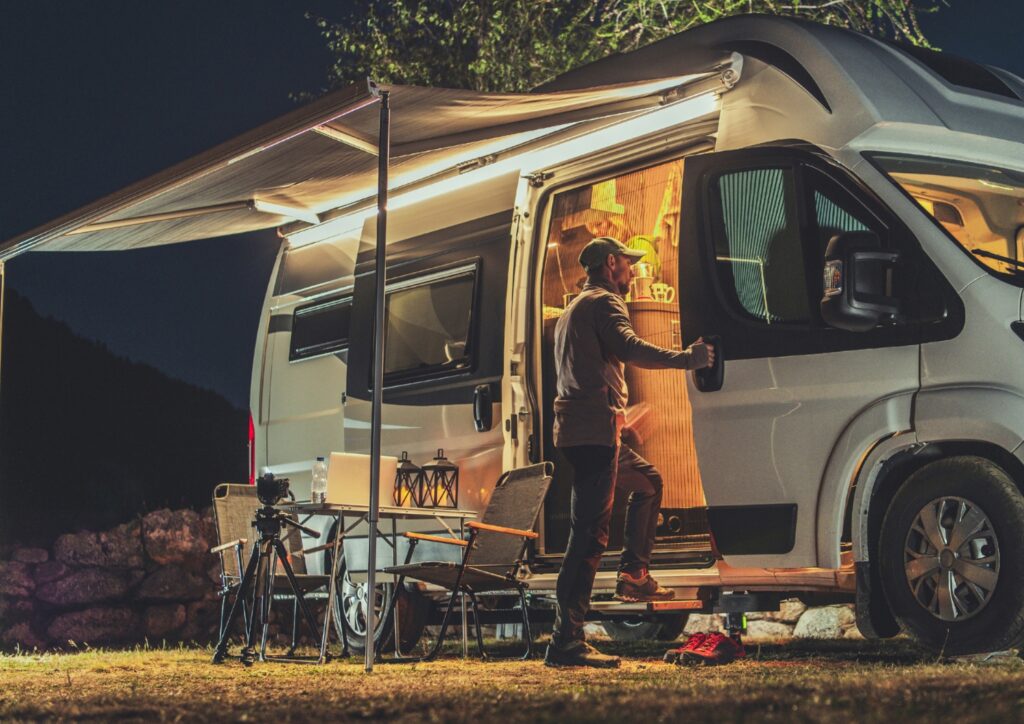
[391,517,402,659]
[460,518,468,658]
[319,513,343,664]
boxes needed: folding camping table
[278,501,477,663]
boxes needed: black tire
[327,549,429,656]
[602,615,687,642]
[878,455,1024,656]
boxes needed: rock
[0,561,33,597]
[683,613,724,635]
[35,568,131,607]
[793,605,857,639]
[199,508,218,552]
[137,565,210,602]
[34,561,70,584]
[47,607,141,646]
[0,597,33,623]
[142,509,211,566]
[745,620,795,641]
[145,604,186,639]
[207,561,223,586]
[767,599,807,624]
[53,521,143,568]
[11,547,48,564]
[843,624,866,640]
[182,599,222,643]
[1,622,46,651]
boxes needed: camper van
[6,16,1024,657]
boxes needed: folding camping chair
[377,463,552,662]
[211,484,331,658]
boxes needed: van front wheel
[878,456,1024,656]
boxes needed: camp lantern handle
[692,334,724,393]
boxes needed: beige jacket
[552,279,708,448]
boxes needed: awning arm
[312,125,379,156]
[65,199,319,236]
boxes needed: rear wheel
[327,548,429,656]
[879,456,1024,656]
[602,615,687,642]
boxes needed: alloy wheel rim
[340,566,388,637]
[903,496,1000,622]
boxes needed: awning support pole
[365,86,390,673]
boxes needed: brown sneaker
[615,570,675,602]
[544,640,621,668]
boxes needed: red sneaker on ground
[663,632,707,664]
[678,632,746,666]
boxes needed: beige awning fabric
[0,75,714,259]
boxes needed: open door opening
[537,156,712,561]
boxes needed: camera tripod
[212,505,324,665]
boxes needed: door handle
[692,335,724,393]
[473,384,493,432]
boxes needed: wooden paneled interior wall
[542,158,706,511]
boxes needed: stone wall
[0,508,327,651]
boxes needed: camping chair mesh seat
[380,462,552,661]
[211,484,330,654]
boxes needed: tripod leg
[259,542,278,661]
[289,598,299,656]
[241,540,272,666]
[273,539,323,646]
[212,542,261,664]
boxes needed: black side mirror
[821,231,901,332]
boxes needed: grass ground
[2,638,1023,722]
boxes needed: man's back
[552,281,626,449]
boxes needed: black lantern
[394,451,422,507]
[420,448,459,508]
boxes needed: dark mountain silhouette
[0,289,248,544]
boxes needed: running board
[590,599,706,613]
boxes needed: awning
[0,73,725,259]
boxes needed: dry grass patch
[2,639,1023,722]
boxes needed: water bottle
[311,456,328,504]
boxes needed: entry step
[590,599,705,613]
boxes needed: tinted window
[383,269,476,382]
[712,167,810,324]
[289,296,352,361]
[810,171,874,255]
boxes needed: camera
[256,472,291,506]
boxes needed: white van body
[6,16,1024,656]
[251,18,1024,654]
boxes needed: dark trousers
[552,443,664,646]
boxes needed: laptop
[325,452,399,508]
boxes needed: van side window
[709,164,892,329]
[383,268,477,383]
[711,167,810,324]
[289,296,353,361]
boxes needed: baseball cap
[578,236,647,270]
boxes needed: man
[544,236,715,669]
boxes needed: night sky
[2,0,1023,409]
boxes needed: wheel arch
[848,437,1024,638]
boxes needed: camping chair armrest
[210,538,247,554]
[404,532,468,547]
[466,521,538,539]
[291,541,336,557]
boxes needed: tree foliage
[310,1,941,93]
